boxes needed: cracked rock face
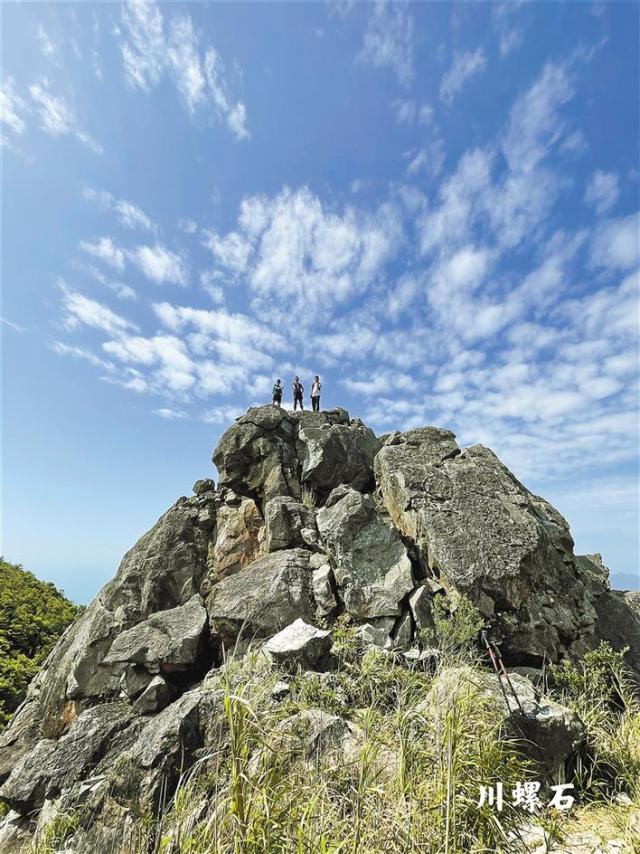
[0,403,636,851]
[375,432,598,664]
[420,668,585,777]
[206,548,319,647]
[316,487,414,619]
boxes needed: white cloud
[83,187,154,231]
[584,170,619,214]
[393,99,433,126]
[342,369,415,396]
[1,78,27,135]
[153,407,188,420]
[119,0,249,140]
[590,213,640,272]
[59,281,138,335]
[153,302,285,352]
[499,28,523,57]
[177,217,197,234]
[29,78,102,152]
[440,48,487,105]
[203,186,403,320]
[51,340,114,369]
[200,271,225,304]
[129,245,188,285]
[1,316,26,332]
[405,136,445,178]
[203,404,244,424]
[77,263,138,301]
[502,62,573,173]
[79,237,126,271]
[358,0,414,87]
[37,25,58,58]
[104,334,196,392]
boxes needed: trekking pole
[480,630,548,767]
[480,630,514,711]
[488,635,528,718]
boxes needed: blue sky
[2,0,639,602]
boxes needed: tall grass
[30,625,639,852]
[139,630,537,854]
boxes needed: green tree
[0,559,80,727]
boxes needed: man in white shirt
[311,375,322,412]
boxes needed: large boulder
[262,619,332,671]
[592,590,640,679]
[213,406,301,502]
[0,704,135,813]
[206,549,320,647]
[419,667,585,777]
[212,406,373,506]
[264,496,317,552]
[298,419,381,497]
[375,432,596,664]
[101,594,209,679]
[0,492,216,781]
[266,709,364,771]
[316,488,414,619]
[210,493,265,579]
[121,687,223,811]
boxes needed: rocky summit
[1,406,639,852]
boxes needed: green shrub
[0,559,80,726]
[550,642,640,799]
[421,593,485,664]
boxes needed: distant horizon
[3,1,639,603]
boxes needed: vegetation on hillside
[0,559,80,727]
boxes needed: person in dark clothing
[292,376,304,410]
[311,375,322,412]
[272,378,283,407]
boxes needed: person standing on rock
[292,376,304,410]
[310,375,322,412]
[272,378,283,407]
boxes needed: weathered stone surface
[213,406,301,502]
[211,495,265,579]
[0,493,214,780]
[213,405,367,505]
[193,478,215,496]
[298,420,380,496]
[419,668,585,776]
[576,553,611,596]
[375,433,597,664]
[312,563,339,619]
[263,619,332,671]
[103,594,208,675]
[402,647,440,671]
[592,590,640,679]
[132,675,175,715]
[355,618,396,647]
[408,585,435,635]
[265,496,316,552]
[0,704,134,812]
[270,709,364,771]
[131,688,222,771]
[388,612,413,649]
[625,590,640,617]
[207,549,318,647]
[0,810,31,854]
[316,488,414,619]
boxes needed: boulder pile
[0,405,638,852]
